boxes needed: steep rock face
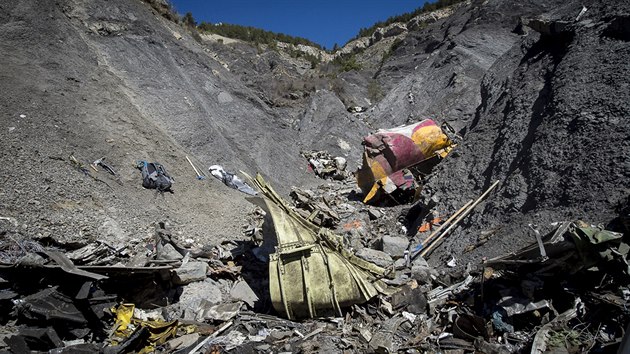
[406,4,462,31]
[420,0,630,264]
[294,90,370,162]
[0,0,379,251]
[370,23,407,44]
[314,0,630,266]
[60,0,303,186]
[199,40,375,169]
[368,0,560,131]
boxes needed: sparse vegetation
[180,12,202,42]
[190,29,203,43]
[380,38,404,66]
[332,54,362,72]
[198,22,322,50]
[367,79,384,103]
[141,1,206,43]
[182,12,196,28]
[351,0,464,42]
[141,0,179,23]
[286,48,320,69]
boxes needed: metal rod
[410,199,473,261]
[189,320,233,354]
[185,156,202,178]
[420,180,500,258]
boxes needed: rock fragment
[368,208,382,220]
[380,235,409,259]
[158,243,183,260]
[172,261,208,285]
[165,333,200,350]
[230,280,259,308]
[355,248,393,268]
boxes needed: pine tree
[182,12,196,28]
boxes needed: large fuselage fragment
[356,119,453,203]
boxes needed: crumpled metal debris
[290,187,340,227]
[108,303,179,353]
[2,158,629,354]
[486,220,628,275]
[209,165,257,195]
[479,220,630,352]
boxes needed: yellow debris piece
[109,303,179,353]
[246,172,391,320]
[111,303,134,335]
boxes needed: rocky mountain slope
[399,0,630,264]
[1,0,628,271]
[0,0,335,251]
[1,0,628,268]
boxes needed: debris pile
[289,187,341,227]
[301,150,349,181]
[1,172,629,353]
[3,0,629,351]
[248,174,389,320]
[241,174,630,352]
[1,144,628,353]
[0,219,249,353]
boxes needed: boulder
[411,265,438,285]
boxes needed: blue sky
[170,0,428,49]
